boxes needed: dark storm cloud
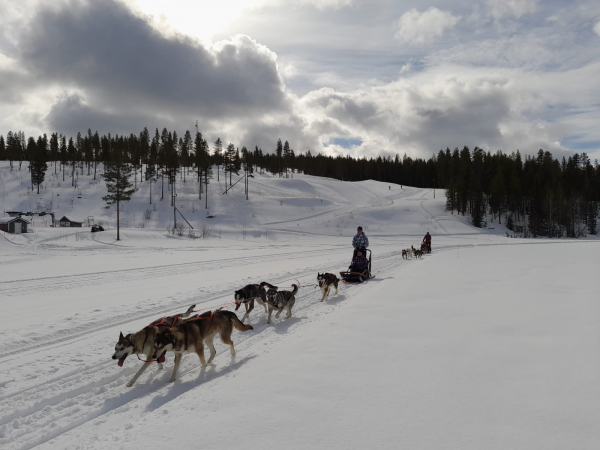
[44,93,179,136]
[19,0,287,129]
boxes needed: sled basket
[340,249,372,283]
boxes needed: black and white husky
[317,273,339,302]
[265,284,298,324]
[234,282,273,322]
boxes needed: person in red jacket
[422,232,432,253]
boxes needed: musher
[352,226,369,257]
[422,231,432,253]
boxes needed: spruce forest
[1,128,598,238]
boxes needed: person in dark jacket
[349,251,369,273]
[352,226,369,257]
[422,232,432,253]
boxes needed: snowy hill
[0,162,599,450]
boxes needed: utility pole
[195,120,201,201]
[173,176,177,229]
[245,161,248,200]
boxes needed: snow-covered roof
[59,216,85,223]
[0,216,29,224]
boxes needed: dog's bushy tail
[291,284,299,295]
[222,310,254,332]
[182,304,196,318]
[260,281,278,290]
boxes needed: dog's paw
[169,378,176,383]
[126,382,133,387]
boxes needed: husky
[414,249,423,259]
[317,273,339,302]
[265,284,298,324]
[402,249,407,260]
[151,309,253,382]
[234,282,274,322]
[112,304,196,387]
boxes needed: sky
[0,0,599,160]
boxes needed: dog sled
[340,249,373,283]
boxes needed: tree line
[1,129,598,237]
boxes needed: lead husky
[112,304,196,387]
[265,284,298,324]
[234,282,274,322]
[317,273,339,302]
[151,309,253,382]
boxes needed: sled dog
[152,310,253,382]
[265,284,298,324]
[414,249,423,259]
[112,304,196,387]
[317,273,339,302]
[234,282,272,322]
[402,249,407,260]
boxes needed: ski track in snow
[0,247,335,298]
[0,247,408,450]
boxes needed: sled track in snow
[0,247,338,298]
[0,247,402,363]
[0,249,406,450]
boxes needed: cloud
[594,21,600,36]
[17,0,288,135]
[295,65,591,159]
[394,7,460,45]
[487,0,538,19]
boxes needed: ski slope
[0,163,599,450]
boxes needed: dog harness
[136,314,182,363]
[182,310,215,351]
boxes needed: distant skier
[352,226,369,257]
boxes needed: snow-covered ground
[1,163,598,449]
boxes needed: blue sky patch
[330,138,363,148]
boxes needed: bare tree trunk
[116,198,120,241]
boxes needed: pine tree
[102,150,135,241]
[283,140,290,178]
[60,135,67,180]
[30,136,48,194]
[0,135,5,160]
[6,131,16,169]
[194,131,210,200]
[49,133,58,174]
[276,138,283,177]
[225,143,236,189]
[213,138,223,182]
[587,201,598,235]
[67,137,77,186]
